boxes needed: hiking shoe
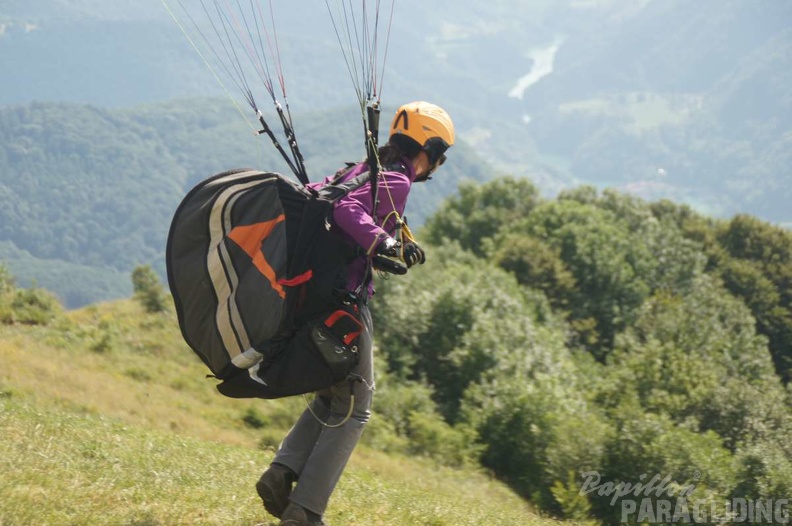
[279,502,327,526]
[256,463,296,519]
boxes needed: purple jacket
[309,159,417,293]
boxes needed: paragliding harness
[162,0,397,422]
[166,163,383,401]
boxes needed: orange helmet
[390,101,455,167]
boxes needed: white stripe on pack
[207,172,265,359]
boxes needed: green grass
[0,300,555,525]
[1,397,263,525]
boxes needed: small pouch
[309,308,364,378]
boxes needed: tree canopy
[375,177,792,523]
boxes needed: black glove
[402,241,426,268]
[372,254,408,275]
[373,237,408,274]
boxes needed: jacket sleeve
[332,170,412,255]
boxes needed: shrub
[405,410,482,467]
[9,286,62,325]
[596,410,738,525]
[551,471,598,524]
[91,316,118,353]
[242,406,269,429]
[367,374,480,466]
[131,265,167,313]
[91,331,115,354]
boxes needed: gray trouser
[272,304,374,515]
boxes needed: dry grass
[0,300,556,526]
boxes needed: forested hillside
[0,100,492,307]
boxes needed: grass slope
[0,300,550,526]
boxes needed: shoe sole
[256,477,289,519]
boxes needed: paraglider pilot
[256,101,455,526]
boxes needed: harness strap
[315,171,372,202]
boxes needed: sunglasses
[426,144,447,164]
[428,153,446,176]
[421,138,449,180]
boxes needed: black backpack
[166,167,372,399]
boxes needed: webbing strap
[316,171,371,203]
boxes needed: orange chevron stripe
[226,215,286,299]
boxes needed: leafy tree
[604,275,788,451]
[131,265,167,313]
[648,205,792,382]
[718,214,792,265]
[374,243,564,422]
[403,410,482,467]
[715,215,792,381]
[502,199,655,357]
[363,360,483,467]
[422,177,540,257]
[490,233,577,311]
[649,200,721,256]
